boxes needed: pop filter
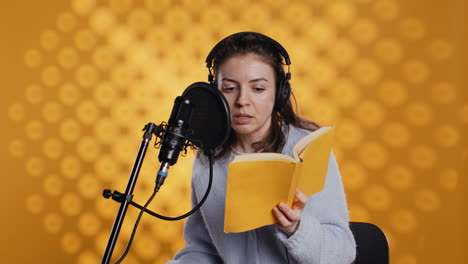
[182,82,231,153]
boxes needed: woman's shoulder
[288,124,313,138]
[192,150,232,172]
[282,124,314,155]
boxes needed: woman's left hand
[272,188,308,236]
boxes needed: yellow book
[224,126,335,233]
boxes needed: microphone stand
[101,123,161,264]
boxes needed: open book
[224,126,334,233]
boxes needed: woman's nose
[235,87,250,107]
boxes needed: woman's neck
[232,126,272,153]
[232,139,257,153]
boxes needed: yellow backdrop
[1,0,466,263]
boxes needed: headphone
[205,32,292,111]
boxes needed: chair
[349,222,389,264]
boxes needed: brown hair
[207,32,319,160]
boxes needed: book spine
[286,162,302,206]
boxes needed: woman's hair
[207,32,319,160]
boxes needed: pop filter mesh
[182,82,231,152]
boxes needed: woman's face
[217,53,276,140]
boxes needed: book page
[294,127,334,197]
[292,126,331,161]
[232,152,296,163]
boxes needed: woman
[169,32,356,263]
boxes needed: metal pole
[101,123,156,264]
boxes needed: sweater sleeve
[167,158,222,264]
[275,152,356,264]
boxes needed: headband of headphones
[204,32,293,111]
[205,31,291,71]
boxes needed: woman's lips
[233,114,252,125]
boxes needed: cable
[148,154,214,221]
[124,154,214,221]
[115,188,157,264]
[113,153,214,263]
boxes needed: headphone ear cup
[275,79,291,111]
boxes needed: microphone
[102,83,229,264]
[154,82,231,191]
[156,96,193,191]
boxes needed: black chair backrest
[349,222,389,264]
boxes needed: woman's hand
[272,189,308,236]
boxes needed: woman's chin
[232,125,253,136]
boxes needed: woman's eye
[221,87,235,92]
[253,87,265,92]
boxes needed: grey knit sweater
[168,125,356,264]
